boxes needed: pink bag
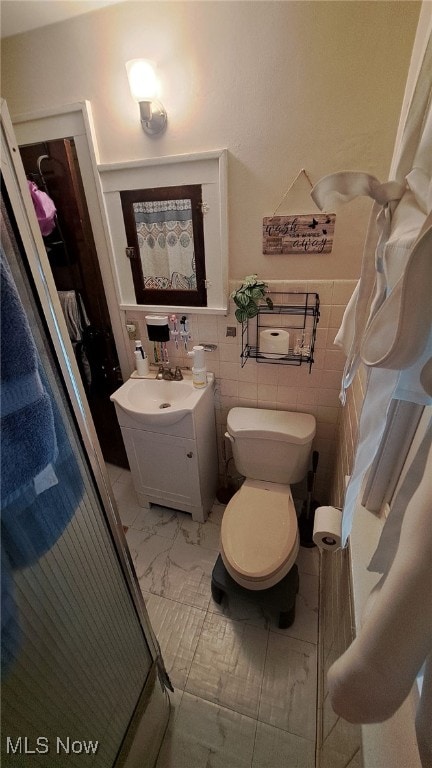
[27,181,56,236]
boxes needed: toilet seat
[220,479,299,591]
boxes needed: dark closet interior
[20,139,128,468]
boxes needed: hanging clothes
[57,289,90,342]
[310,29,432,768]
[311,40,432,546]
[57,290,92,388]
[27,180,56,237]
[327,431,431,718]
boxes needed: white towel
[310,32,432,543]
[315,28,432,768]
[417,652,432,768]
[328,431,432,728]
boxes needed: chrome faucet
[156,365,183,381]
[156,365,177,381]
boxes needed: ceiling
[0,0,126,38]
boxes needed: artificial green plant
[231,275,273,323]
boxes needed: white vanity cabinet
[113,376,218,522]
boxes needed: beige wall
[0,1,420,499]
[1,0,419,282]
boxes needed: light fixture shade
[126,59,159,102]
[126,58,167,135]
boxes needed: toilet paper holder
[239,291,320,372]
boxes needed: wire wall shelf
[240,292,320,372]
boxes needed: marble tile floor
[107,464,320,768]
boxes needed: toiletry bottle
[134,340,149,376]
[187,345,207,388]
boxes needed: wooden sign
[263,213,335,255]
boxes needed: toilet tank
[226,407,316,484]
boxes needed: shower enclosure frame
[1,97,170,768]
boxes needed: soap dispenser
[187,345,207,388]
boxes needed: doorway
[19,138,128,468]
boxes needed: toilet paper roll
[312,506,342,551]
[259,328,290,358]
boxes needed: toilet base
[211,554,299,629]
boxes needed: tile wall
[316,369,368,768]
[126,279,357,505]
[330,365,367,507]
[318,547,362,768]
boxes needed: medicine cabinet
[99,150,228,314]
[240,292,320,372]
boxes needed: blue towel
[1,248,83,674]
[1,249,57,510]
[1,369,83,569]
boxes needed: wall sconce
[126,59,167,135]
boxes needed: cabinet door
[122,428,201,508]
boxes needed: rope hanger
[272,168,316,216]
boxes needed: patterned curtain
[133,199,196,290]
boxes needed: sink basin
[110,374,213,426]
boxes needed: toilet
[215,407,316,605]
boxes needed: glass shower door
[1,105,169,766]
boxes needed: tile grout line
[251,621,271,761]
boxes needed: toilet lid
[221,480,298,580]
[227,407,316,444]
